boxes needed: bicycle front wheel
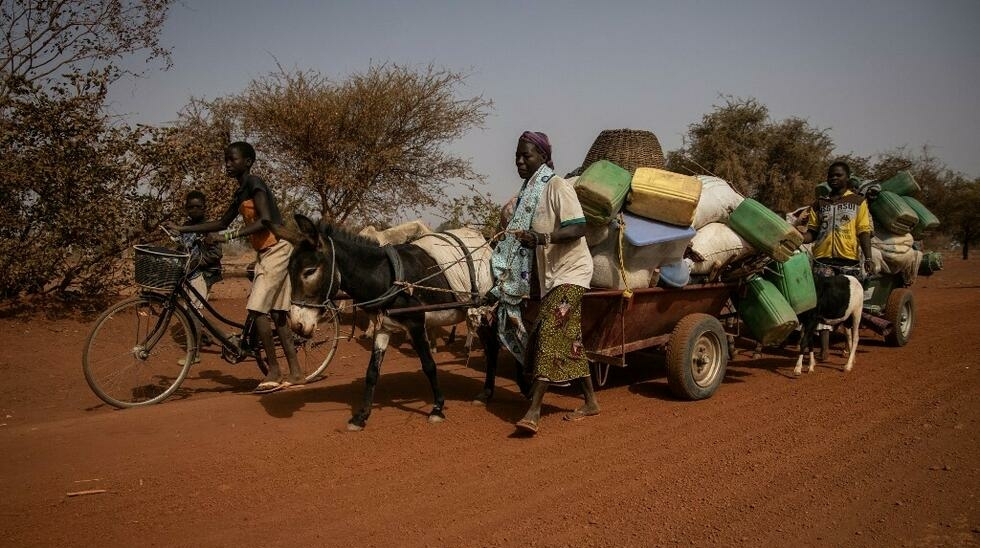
[292,305,341,383]
[83,294,196,408]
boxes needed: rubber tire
[884,288,914,347]
[294,305,341,383]
[666,313,728,401]
[83,294,195,408]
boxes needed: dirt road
[0,253,977,547]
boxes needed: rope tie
[615,213,633,300]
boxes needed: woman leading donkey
[492,131,600,435]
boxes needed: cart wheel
[591,362,610,388]
[884,288,914,347]
[666,313,728,400]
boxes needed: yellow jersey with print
[806,190,873,261]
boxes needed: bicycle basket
[133,245,190,291]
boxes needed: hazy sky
[108,0,980,212]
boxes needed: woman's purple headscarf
[519,131,554,169]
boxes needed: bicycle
[82,228,342,408]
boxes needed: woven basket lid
[582,129,665,174]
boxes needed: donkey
[357,219,458,347]
[271,214,505,431]
[794,274,864,375]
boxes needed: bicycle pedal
[221,346,251,365]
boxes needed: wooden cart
[525,282,739,401]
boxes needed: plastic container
[902,195,940,239]
[622,212,695,264]
[574,160,632,225]
[763,252,817,314]
[869,190,919,235]
[726,198,803,263]
[737,276,800,346]
[626,167,702,227]
[919,251,944,275]
[589,215,696,290]
[657,259,691,288]
[879,171,920,196]
[815,182,831,198]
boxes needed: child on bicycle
[166,141,304,394]
[181,190,223,352]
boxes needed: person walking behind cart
[489,131,599,435]
[801,161,875,359]
[801,161,875,277]
[179,190,224,359]
[166,141,304,394]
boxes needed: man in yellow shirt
[801,161,875,361]
[803,161,875,277]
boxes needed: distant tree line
[666,96,978,252]
[1,1,977,308]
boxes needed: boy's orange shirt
[239,199,278,251]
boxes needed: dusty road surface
[1,252,977,548]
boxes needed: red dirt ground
[0,253,977,548]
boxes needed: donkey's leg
[843,313,861,372]
[348,329,391,431]
[473,323,499,404]
[795,321,813,375]
[407,321,446,423]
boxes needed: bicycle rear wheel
[83,294,195,408]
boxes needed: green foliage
[0,80,144,300]
[213,63,492,227]
[668,97,977,244]
[0,0,175,305]
[434,191,504,240]
[667,96,833,213]
[1,0,173,95]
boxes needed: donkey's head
[267,214,341,337]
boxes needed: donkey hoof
[347,418,366,432]
[428,412,446,424]
[471,390,492,406]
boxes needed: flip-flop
[515,418,539,434]
[563,409,600,422]
[253,380,285,394]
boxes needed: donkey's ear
[264,220,303,246]
[291,213,323,248]
[294,214,318,237]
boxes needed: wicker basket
[582,129,665,174]
[134,245,189,291]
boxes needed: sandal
[515,418,539,434]
[253,380,285,394]
[564,408,600,422]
